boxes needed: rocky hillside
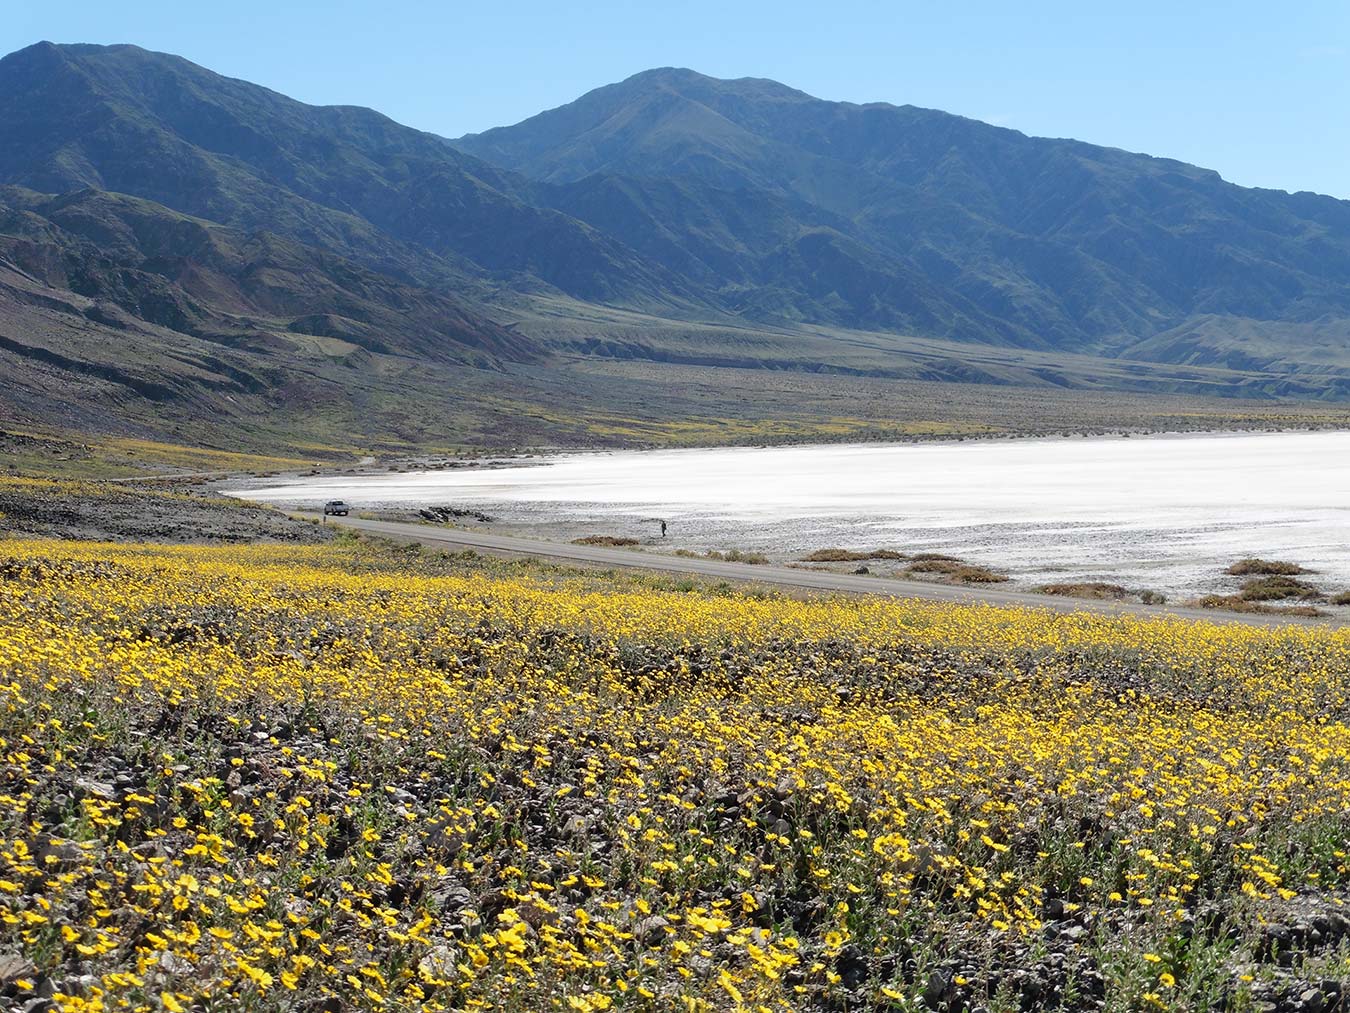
[0,185,537,365]
[457,68,1350,358]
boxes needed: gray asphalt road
[306,514,1343,629]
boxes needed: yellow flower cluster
[0,539,1346,1011]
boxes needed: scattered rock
[418,944,460,981]
[0,954,35,985]
[73,778,115,800]
[35,837,86,870]
[633,915,670,946]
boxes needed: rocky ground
[0,476,328,543]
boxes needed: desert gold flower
[0,537,1344,1010]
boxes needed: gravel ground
[0,479,329,544]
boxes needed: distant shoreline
[223,420,1350,488]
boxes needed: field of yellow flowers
[0,537,1347,1012]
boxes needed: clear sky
[6,1,1348,197]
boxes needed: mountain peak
[617,66,711,86]
[2,40,72,73]
[453,67,826,190]
[614,66,814,101]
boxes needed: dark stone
[633,916,670,946]
[835,944,869,989]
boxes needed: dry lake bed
[238,430,1350,599]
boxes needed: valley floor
[8,340,1350,457]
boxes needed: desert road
[305,514,1343,629]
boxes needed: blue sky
[6,1,1348,197]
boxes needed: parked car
[323,500,350,516]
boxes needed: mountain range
[3,41,1350,449]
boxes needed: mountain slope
[537,173,1027,341]
[0,180,561,448]
[457,68,1350,355]
[0,184,560,449]
[0,185,537,365]
[0,43,695,309]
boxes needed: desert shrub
[712,548,768,564]
[802,548,868,562]
[1036,582,1130,600]
[1226,557,1308,576]
[1238,575,1322,601]
[1195,594,1325,617]
[802,548,908,562]
[905,558,1008,583]
[672,548,768,565]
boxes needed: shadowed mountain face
[457,67,1350,354]
[0,183,544,444]
[0,185,538,365]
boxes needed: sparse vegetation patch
[904,557,1008,583]
[1036,581,1131,600]
[1035,583,1169,605]
[1193,595,1327,617]
[675,547,769,564]
[0,476,326,544]
[1226,558,1310,576]
[801,548,908,562]
[1237,575,1323,602]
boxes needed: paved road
[309,514,1341,629]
